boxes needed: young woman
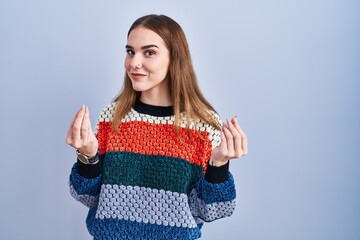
[66,14,248,240]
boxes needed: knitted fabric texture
[69,102,236,240]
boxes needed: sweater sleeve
[68,103,114,208]
[188,112,236,225]
[69,162,102,208]
[189,164,236,225]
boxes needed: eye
[145,50,156,57]
[126,49,135,56]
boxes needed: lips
[130,73,147,80]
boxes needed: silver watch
[76,150,99,164]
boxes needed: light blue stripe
[189,188,236,222]
[94,184,198,228]
[69,184,98,208]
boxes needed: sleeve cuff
[76,155,103,178]
[205,161,230,183]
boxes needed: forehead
[127,26,166,47]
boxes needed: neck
[140,95,172,106]
[139,81,172,106]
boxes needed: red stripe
[96,121,212,169]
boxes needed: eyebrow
[125,44,159,50]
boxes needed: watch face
[77,150,99,164]
[77,154,89,164]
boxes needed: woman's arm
[69,161,102,208]
[189,163,236,225]
[66,105,102,207]
[189,114,247,225]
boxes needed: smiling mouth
[130,73,147,79]
[131,73,146,76]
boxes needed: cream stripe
[94,103,221,149]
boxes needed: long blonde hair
[112,14,221,132]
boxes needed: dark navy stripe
[70,163,102,195]
[195,173,236,204]
[86,207,201,240]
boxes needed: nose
[129,54,142,69]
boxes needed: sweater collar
[133,99,174,117]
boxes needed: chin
[131,83,148,92]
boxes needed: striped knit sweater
[69,100,236,240]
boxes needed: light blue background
[0,0,359,239]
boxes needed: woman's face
[125,26,170,97]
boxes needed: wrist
[76,150,100,165]
[209,158,229,167]
[77,149,98,158]
[205,160,230,183]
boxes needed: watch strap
[76,150,100,164]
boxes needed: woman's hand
[66,105,98,157]
[210,115,248,166]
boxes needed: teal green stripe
[103,152,203,194]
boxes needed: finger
[218,126,230,160]
[85,107,95,141]
[230,115,237,124]
[242,133,248,155]
[71,105,86,144]
[66,115,76,144]
[88,110,94,134]
[239,125,248,155]
[227,119,242,157]
[231,116,248,155]
[66,105,85,145]
[232,116,246,137]
[227,118,241,137]
[219,127,227,150]
[223,121,234,154]
[70,106,83,128]
[80,106,91,141]
[230,115,242,135]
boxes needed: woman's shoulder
[96,102,117,123]
[189,110,222,149]
[194,110,221,130]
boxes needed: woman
[67,14,248,240]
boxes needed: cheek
[124,57,130,70]
[149,60,169,75]
[159,63,170,76]
[160,57,170,74]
